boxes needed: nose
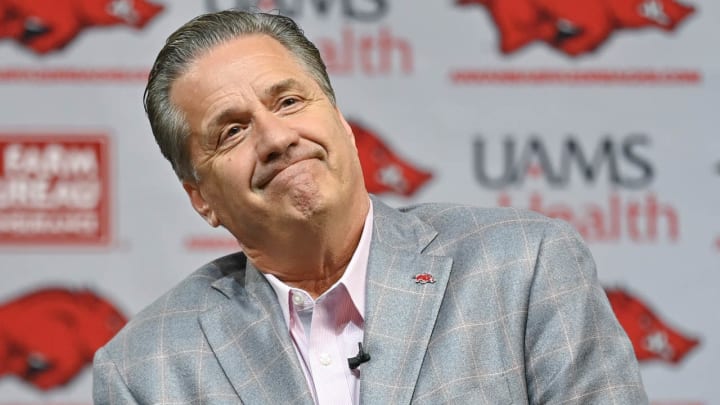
[254,110,300,163]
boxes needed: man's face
[171,34,365,250]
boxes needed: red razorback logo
[457,0,694,56]
[0,287,127,390]
[606,288,699,364]
[0,0,164,54]
[351,120,432,197]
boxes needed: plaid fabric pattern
[93,197,647,404]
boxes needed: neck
[243,196,370,299]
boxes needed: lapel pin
[414,273,436,284]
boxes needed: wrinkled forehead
[181,36,321,97]
[171,34,322,106]
[189,35,292,73]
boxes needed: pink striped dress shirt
[264,203,373,405]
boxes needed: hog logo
[0,287,127,390]
[457,0,695,56]
[0,0,164,54]
[351,120,432,197]
[606,288,699,364]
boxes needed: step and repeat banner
[0,0,717,403]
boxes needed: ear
[182,181,220,227]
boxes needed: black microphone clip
[347,342,371,370]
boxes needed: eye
[217,124,247,148]
[227,125,242,137]
[224,124,249,140]
[26,352,52,376]
[279,96,300,109]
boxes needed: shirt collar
[263,200,373,328]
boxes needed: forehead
[168,34,320,126]
[176,34,312,94]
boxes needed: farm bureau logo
[474,134,679,243]
[0,287,126,390]
[207,0,414,76]
[606,288,699,364]
[456,0,695,56]
[0,134,111,245]
[0,0,164,54]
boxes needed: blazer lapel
[361,198,453,405]
[198,259,313,405]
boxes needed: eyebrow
[207,109,237,131]
[261,78,303,101]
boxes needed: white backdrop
[0,1,717,403]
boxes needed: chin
[286,183,327,219]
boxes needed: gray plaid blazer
[93,197,647,404]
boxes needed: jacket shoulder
[99,252,247,359]
[402,202,569,237]
[401,203,585,265]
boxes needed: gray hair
[144,10,336,182]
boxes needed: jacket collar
[360,196,452,404]
[199,196,451,405]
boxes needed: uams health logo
[0,0,164,54]
[474,134,653,189]
[0,287,126,390]
[207,0,387,20]
[208,1,413,76]
[0,135,111,245]
[474,134,679,243]
[457,0,694,56]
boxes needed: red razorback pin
[414,273,436,284]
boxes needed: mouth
[252,151,324,189]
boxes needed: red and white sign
[0,2,716,403]
[0,134,111,245]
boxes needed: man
[93,10,647,404]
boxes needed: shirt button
[319,353,332,366]
[292,293,304,305]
